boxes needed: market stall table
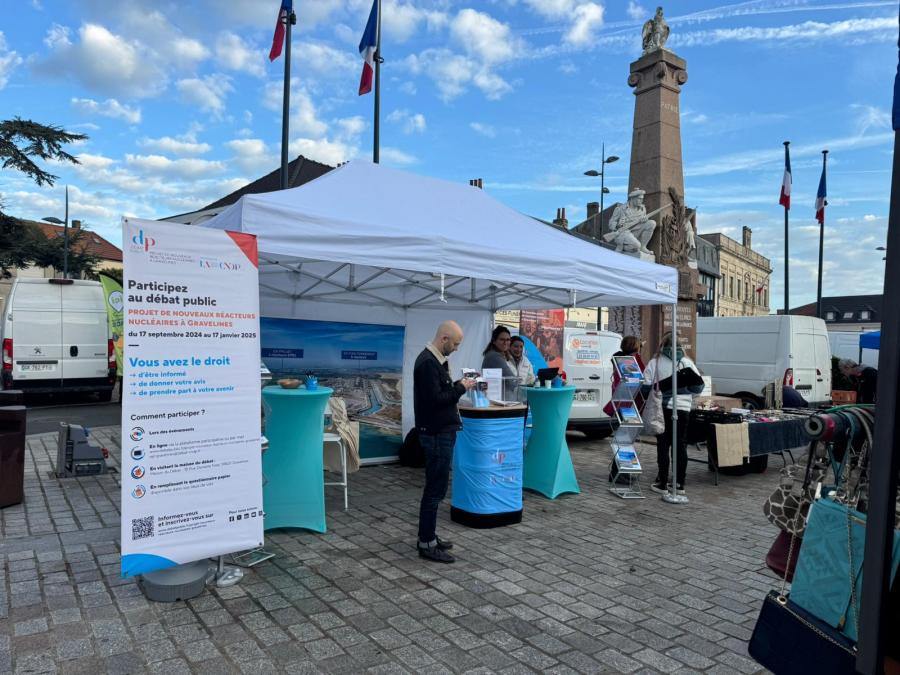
[687,408,812,484]
[451,404,527,528]
[262,386,332,532]
[523,386,579,499]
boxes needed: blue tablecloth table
[451,405,527,528]
[262,386,332,532]
[523,386,580,498]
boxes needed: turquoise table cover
[262,386,332,532]
[523,386,579,498]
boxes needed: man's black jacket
[413,348,465,434]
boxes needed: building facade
[696,236,720,317]
[700,227,771,317]
[788,295,881,334]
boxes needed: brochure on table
[120,219,262,577]
[609,357,645,498]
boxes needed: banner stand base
[661,492,690,505]
[140,560,210,602]
[215,556,244,587]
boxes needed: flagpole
[816,149,828,319]
[373,0,381,163]
[783,141,790,315]
[280,6,296,189]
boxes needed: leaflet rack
[608,360,645,499]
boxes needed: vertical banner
[99,274,124,372]
[520,309,565,369]
[120,219,262,577]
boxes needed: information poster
[99,274,124,372]
[260,318,403,462]
[520,309,565,369]
[120,219,262,577]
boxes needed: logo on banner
[130,447,145,460]
[131,230,156,252]
[131,466,145,480]
[108,290,124,312]
[131,485,147,499]
[199,257,242,272]
[130,427,145,441]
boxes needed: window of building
[843,311,854,320]
[737,279,742,300]
[764,289,768,307]
[825,311,836,321]
[860,310,871,320]
[730,276,734,297]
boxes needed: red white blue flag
[815,158,827,225]
[269,0,292,62]
[779,144,791,210]
[358,0,379,95]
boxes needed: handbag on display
[762,443,829,536]
[790,496,900,642]
[642,362,665,436]
[747,590,857,675]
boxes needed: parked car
[1,278,116,399]
[696,315,832,408]
[563,328,622,439]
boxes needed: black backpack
[399,428,426,468]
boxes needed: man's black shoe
[418,543,455,563]
[435,536,453,550]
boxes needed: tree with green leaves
[0,117,88,278]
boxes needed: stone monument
[609,6,702,359]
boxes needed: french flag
[358,0,378,95]
[269,0,292,62]
[815,159,827,225]
[779,144,791,210]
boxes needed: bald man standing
[413,321,476,563]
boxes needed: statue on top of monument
[641,7,670,55]
[603,188,659,256]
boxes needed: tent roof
[200,161,678,310]
[860,330,880,350]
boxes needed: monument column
[609,11,701,360]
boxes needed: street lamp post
[42,186,69,279]
[584,143,619,240]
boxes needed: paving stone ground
[0,426,781,674]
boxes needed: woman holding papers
[642,334,704,495]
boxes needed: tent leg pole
[663,300,688,505]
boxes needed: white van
[696,315,832,408]
[1,278,116,399]
[563,328,621,438]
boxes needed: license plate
[19,363,55,372]
[574,390,597,402]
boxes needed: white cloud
[671,17,896,49]
[387,109,426,134]
[295,42,357,77]
[565,3,604,46]
[138,135,211,156]
[289,137,356,166]
[225,138,275,174]
[215,31,265,78]
[74,153,117,170]
[0,32,22,89]
[381,0,448,42]
[406,49,512,101]
[627,1,646,21]
[71,97,142,124]
[470,122,496,138]
[336,116,367,141]
[35,23,167,98]
[124,154,225,179]
[381,147,418,166]
[263,80,328,138]
[558,61,577,75]
[176,74,234,119]
[450,9,521,65]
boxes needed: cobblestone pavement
[0,427,780,674]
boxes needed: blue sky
[0,0,895,309]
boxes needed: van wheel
[98,389,113,403]
[740,396,761,410]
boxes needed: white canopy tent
[196,160,680,439]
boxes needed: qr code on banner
[131,516,154,540]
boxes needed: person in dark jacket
[414,320,475,563]
[838,359,878,404]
